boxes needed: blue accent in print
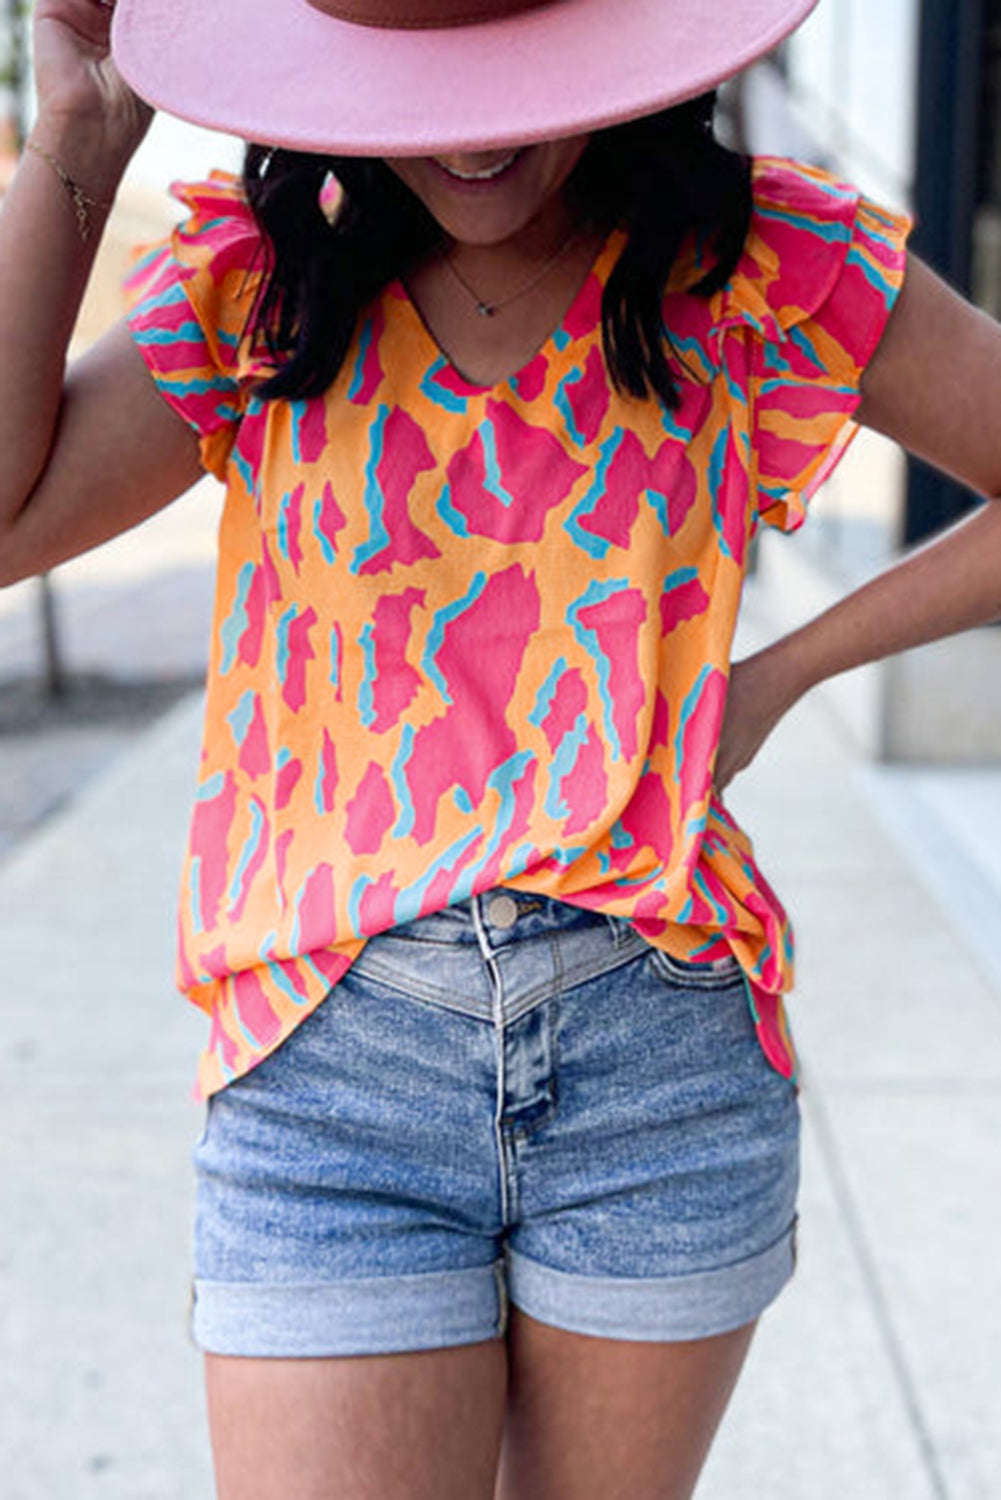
[708,427,734,559]
[436,482,471,538]
[421,572,488,704]
[564,433,622,559]
[189,859,204,936]
[390,723,418,837]
[480,420,515,508]
[358,622,377,728]
[228,800,267,908]
[196,772,226,802]
[466,752,535,882]
[226,690,256,749]
[544,713,590,819]
[330,626,342,693]
[568,577,631,761]
[348,317,375,402]
[754,202,851,245]
[275,488,296,563]
[263,959,311,1010]
[674,664,713,768]
[350,406,391,575]
[610,819,635,851]
[274,606,297,688]
[529,658,569,728]
[555,366,586,446]
[420,358,468,413]
[392,829,484,926]
[219,563,256,674]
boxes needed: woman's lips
[429,149,527,190]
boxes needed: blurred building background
[736,0,1001,762]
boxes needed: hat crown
[307,0,554,28]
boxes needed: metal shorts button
[486,894,519,930]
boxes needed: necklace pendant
[477,302,496,317]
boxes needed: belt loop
[604,912,627,948]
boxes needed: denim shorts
[191,892,800,1357]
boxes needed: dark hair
[243,92,752,409]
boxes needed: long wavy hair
[242,91,752,410]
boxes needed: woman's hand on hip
[713,647,808,794]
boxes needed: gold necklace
[438,227,589,317]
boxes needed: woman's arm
[716,253,1001,790]
[0,0,203,588]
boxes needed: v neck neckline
[389,228,626,398]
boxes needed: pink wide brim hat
[112,0,819,158]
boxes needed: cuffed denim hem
[505,1220,798,1343]
[191,1258,507,1358]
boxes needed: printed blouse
[124,157,911,1098]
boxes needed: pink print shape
[403,565,540,844]
[315,481,347,558]
[275,827,295,889]
[557,722,608,837]
[713,429,748,566]
[234,564,267,671]
[281,483,305,572]
[511,354,548,403]
[580,431,694,553]
[669,452,699,537]
[317,728,338,814]
[293,862,335,952]
[357,408,441,575]
[445,400,588,542]
[275,757,303,812]
[473,759,538,890]
[563,345,610,446]
[366,588,426,733]
[189,772,238,930]
[207,1005,242,1074]
[280,606,317,713]
[350,303,386,406]
[576,586,647,762]
[611,771,674,871]
[344,761,396,855]
[231,967,283,1048]
[297,400,328,464]
[650,689,671,752]
[229,797,271,924]
[238,694,270,780]
[539,669,588,754]
[679,668,728,818]
[261,534,282,609]
[660,576,710,636]
[235,410,266,494]
[563,268,603,339]
[357,871,401,932]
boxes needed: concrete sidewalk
[1,515,1000,1496]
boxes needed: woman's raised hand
[32,0,152,161]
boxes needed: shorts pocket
[645,944,745,991]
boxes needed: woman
[2,1,1000,1496]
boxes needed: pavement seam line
[802,1073,952,1500]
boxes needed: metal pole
[905,0,986,546]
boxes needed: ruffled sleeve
[720,157,912,532]
[123,171,269,480]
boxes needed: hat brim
[112,0,818,157]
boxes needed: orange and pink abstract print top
[124,157,910,1099]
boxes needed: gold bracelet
[24,139,114,244]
